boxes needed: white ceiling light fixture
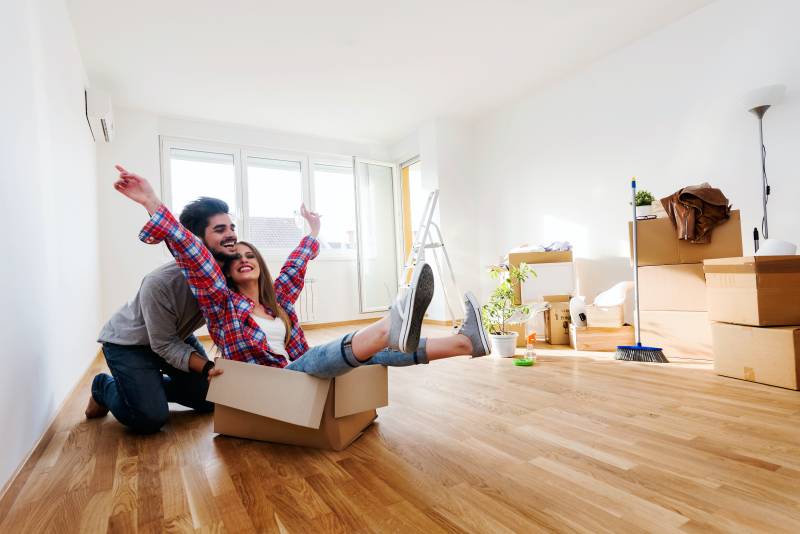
[743,83,787,252]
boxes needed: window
[246,157,304,249]
[168,148,237,216]
[312,163,356,251]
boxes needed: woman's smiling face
[227,243,261,285]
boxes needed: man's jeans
[92,335,213,434]
[286,333,429,378]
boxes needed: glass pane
[313,163,356,251]
[247,157,303,249]
[169,148,236,216]
[356,161,398,311]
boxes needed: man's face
[203,213,238,261]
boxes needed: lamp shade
[743,84,787,112]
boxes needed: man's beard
[211,248,240,262]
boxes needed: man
[87,192,237,433]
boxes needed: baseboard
[0,349,104,507]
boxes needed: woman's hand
[114,164,162,214]
[207,367,224,383]
[300,203,322,238]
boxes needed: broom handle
[631,179,641,346]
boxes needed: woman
[113,165,489,379]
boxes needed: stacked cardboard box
[629,211,742,360]
[705,256,800,390]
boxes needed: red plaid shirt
[139,204,319,367]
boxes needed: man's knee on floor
[129,405,169,434]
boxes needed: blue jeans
[92,334,213,434]
[286,333,429,378]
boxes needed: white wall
[0,0,100,492]
[472,0,800,301]
[96,108,391,325]
[389,119,483,322]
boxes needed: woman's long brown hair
[224,242,291,344]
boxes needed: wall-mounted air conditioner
[86,88,114,142]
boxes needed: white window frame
[308,154,359,261]
[159,136,379,263]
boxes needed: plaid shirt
[139,204,319,367]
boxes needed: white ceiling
[67,0,713,144]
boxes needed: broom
[615,178,669,363]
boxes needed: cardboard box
[712,322,800,390]
[585,304,624,328]
[704,256,800,326]
[569,325,634,351]
[207,359,388,450]
[628,210,742,266]
[639,310,713,360]
[639,263,707,311]
[544,295,571,345]
[507,250,574,304]
[507,322,530,348]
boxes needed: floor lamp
[744,84,786,252]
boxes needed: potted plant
[482,263,535,357]
[635,190,656,218]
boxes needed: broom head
[615,343,668,363]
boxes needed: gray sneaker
[458,292,490,357]
[388,262,434,353]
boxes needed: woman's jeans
[286,333,429,378]
[92,334,214,434]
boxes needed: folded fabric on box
[661,183,731,244]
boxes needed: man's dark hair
[179,197,230,238]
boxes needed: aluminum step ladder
[399,190,464,329]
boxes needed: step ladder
[399,190,464,330]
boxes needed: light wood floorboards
[2,325,800,533]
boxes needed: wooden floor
[2,325,800,533]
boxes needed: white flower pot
[490,332,518,358]
[636,204,653,218]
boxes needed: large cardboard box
[712,322,800,390]
[507,250,574,304]
[569,325,634,351]
[639,310,713,360]
[207,359,388,450]
[629,210,742,266]
[639,263,707,311]
[704,256,800,326]
[544,295,571,345]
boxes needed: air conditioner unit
[86,88,114,142]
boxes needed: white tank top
[252,314,289,357]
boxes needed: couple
[88,165,490,433]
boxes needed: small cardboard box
[638,263,707,311]
[585,304,624,328]
[639,310,713,360]
[704,256,800,326]
[207,359,388,450]
[629,210,742,266]
[507,250,574,305]
[712,322,800,390]
[544,295,571,345]
[507,322,529,348]
[569,324,634,351]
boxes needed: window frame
[159,136,366,262]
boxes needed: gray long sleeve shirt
[97,262,206,371]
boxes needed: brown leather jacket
[661,183,731,244]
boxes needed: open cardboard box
[207,358,388,450]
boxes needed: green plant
[635,190,655,206]
[481,262,536,335]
